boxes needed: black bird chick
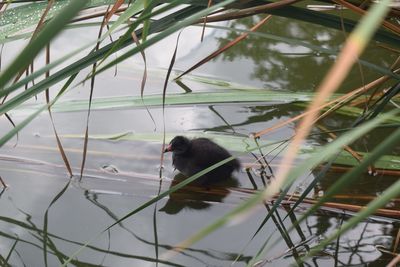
[164,136,240,185]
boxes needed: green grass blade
[12,90,330,113]
[0,0,89,89]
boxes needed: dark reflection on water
[159,173,239,214]
[208,15,397,92]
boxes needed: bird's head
[164,136,191,155]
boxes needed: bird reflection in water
[159,173,239,215]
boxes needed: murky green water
[0,5,399,267]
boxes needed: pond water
[0,4,399,267]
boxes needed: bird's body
[164,136,240,185]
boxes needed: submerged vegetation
[0,0,399,266]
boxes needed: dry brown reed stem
[349,89,387,106]
[0,176,6,188]
[253,75,391,138]
[387,254,400,267]
[176,15,272,79]
[204,0,301,23]
[331,194,400,202]
[105,0,124,24]
[200,0,213,42]
[316,165,400,176]
[284,196,400,218]
[72,5,128,23]
[316,124,375,174]
[394,228,400,253]
[0,1,9,13]
[378,44,400,54]
[231,188,400,217]
[333,0,400,35]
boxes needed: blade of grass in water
[12,90,335,113]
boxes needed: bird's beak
[163,144,172,153]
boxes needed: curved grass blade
[79,6,110,181]
[3,112,18,145]
[44,42,73,177]
[131,29,157,130]
[0,0,89,89]
[38,7,73,178]
[43,180,71,266]
[160,30,182,176]
[153,180,163,265]
[0,175,6,189]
